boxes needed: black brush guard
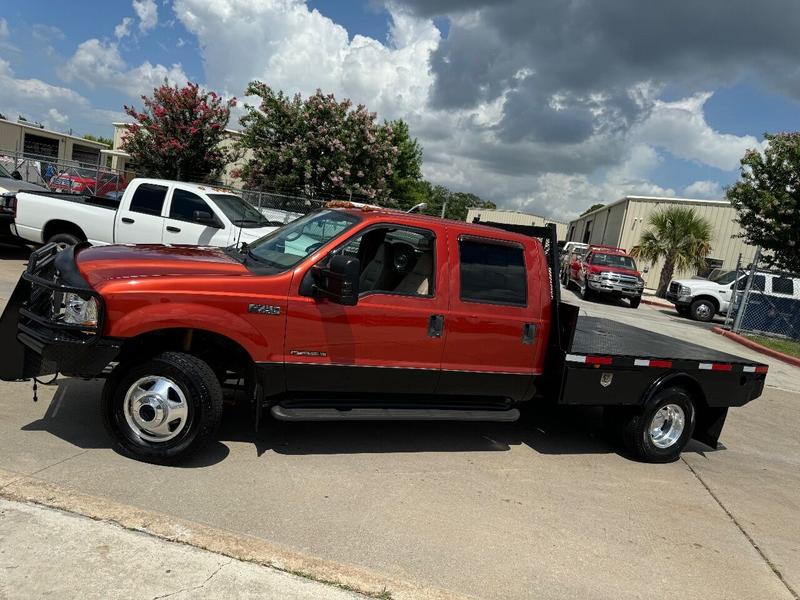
[0,243,120,380]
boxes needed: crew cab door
[162,187,231,246]
[114,182,167,244]
[439,233,545,402]
[284,223,447,394]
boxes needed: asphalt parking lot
[1,244,799,599]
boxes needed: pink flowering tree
[238,81,398,203]
[122,82,236,182]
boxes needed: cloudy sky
[1,0,799,219]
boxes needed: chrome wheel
[695,303,712,319]
[648,403,685,449]
[123,376,189,443]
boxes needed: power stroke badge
[248,304,281,315]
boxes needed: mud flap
[693,405,728,449]
[0,275,35,381]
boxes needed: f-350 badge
[248,304,281,315]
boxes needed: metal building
[466,208,569,241]
[0,116,108,165]
[566,195,758,290]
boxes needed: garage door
[71,144,101,166]
[23,134,59,159]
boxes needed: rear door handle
[522,323,536,345]
[121,217,135,224]
[166,226,181,233]
[428,314,444,338]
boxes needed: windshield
[208,194,270,228]
[710,270,737,285]
[245,209,361,271]
[590,252,637,270]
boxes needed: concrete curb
[0,469,471,600]
[640,297,674,309]
[711,327,800,368]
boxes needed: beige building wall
[568,196,758,289]
[0,117,107,164]
[466,208,569,240]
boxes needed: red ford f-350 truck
[0,208,767,464]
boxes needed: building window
[698,258,723,278]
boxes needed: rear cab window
[128,183,168,216]
[771,276,794,296]
[458,237,527,306]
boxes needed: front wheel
[103,351,223,464]
[621,387,696,463]
[580,280,592,301]
[676,305,690,317]
[690,298,716,322]
[629,296,641,309]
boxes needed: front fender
[108,301,271,361]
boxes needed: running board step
[270,406,520,422]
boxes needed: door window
[129,183,167,216]
[338,226,435,297]
[772,276,794,295]
[169,189,214,223]
[459,238,526,306]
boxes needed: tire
[47,232,81,247]
[690,298,716,322]
[629,296,641,309]
[580,280,592,301]
[103,351,223,464]
[621,387,696,463]
[676,306,690,317]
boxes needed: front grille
[669,281,680,294]
[601,272,639,285]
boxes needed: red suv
[567,245,644,308]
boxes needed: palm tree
[630,207,713,298]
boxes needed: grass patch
[743,334,800,358]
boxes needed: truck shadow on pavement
[21,378,719,466]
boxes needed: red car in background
[566,244,645,308]
[49,168,128,198]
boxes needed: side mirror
[642,266,650,273]
[193,210,221,228]
[312,255,360,306]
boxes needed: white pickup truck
[3,178,280,247]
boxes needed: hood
[235,225,279,243]
[589,264,641,278]
[0,178,48,194]
[76,244,247,288]
[671,277,719,289]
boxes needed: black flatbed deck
[571,316,750,364]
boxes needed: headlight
[637,278,645,288]
[63,293,98,327]
[679,285,692,296]
[588,273,602,281]
[70,180,82,189]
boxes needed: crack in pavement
[151,558,233,600]
[681,457,799,600]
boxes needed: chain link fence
[0,150,127,198]
[725,250,800,341]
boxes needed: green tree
[238,82,398,202]
[122,82,236,182]
[726,132,800,273]
[386,119,424,207]
[630,207,713,297]
[580,203,604,216]
[82,134,113,148]
[414,184,495,220]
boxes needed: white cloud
[632,92,764,170]
[683,180,724,199]
[133,0,159,33]
[0,18,9,39]
[115,17,133,40]
[64,38,187,98]
[47,108,69,124]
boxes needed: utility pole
[440,199,447,218]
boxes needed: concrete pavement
[0,252,798,599]
[0,498,368,600]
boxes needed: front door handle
[522,323,536,345]
[121,217,135,224]
[428,314,444,338]
[166,226,181,233]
